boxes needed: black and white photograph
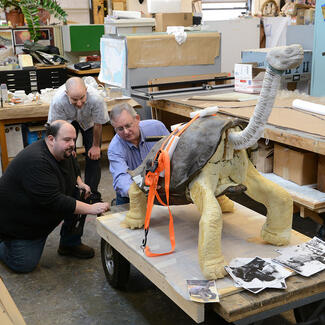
[225,257,292,294]
[274,238,325,277]
[187,280,219,303]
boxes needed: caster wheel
[294,299,325,324]
[100,238,130,290]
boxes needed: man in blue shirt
[108,103,170,205]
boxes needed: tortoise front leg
[123,182,147,229]
[244,159,293,245]
[190,179,227,279]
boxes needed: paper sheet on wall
[98,37,127,88]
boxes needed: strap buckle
[141,228,149,250]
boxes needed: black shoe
[58,244,95,259]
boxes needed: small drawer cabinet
[0,66,67,94]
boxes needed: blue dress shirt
[108,120,170,197]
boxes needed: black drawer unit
[0,67,67,94]
[0,69,38,94]
[36,67,67,92]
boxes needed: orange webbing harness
[142,114,200,257]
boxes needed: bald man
[0,120,110,273]
[48,77,109,199]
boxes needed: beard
[63,147,74,159]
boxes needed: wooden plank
[92,0,105,24]
[149,72,231,87]
[263,127,325,156]
[0,278,26,325]
[261,173,325,211]
[215,273,325,323]
[296,203,324,224]
[96,203,310,323]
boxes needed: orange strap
[142,114,200,257]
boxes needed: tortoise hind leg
[123,182,147,229]
[190,179,227,279]
[217,195,234,213]
[244,159,293,245]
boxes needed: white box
[5,124,24,158]
[234,63,265,94]
[147,0,192,13]
[104,17,155,35]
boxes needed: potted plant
[0,0,67,41]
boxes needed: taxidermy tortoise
[123,44,304,280]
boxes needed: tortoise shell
[130,115,238,196]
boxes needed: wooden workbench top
[151,92,325,139]
[0,97,141,121]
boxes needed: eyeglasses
[114,122,134,133]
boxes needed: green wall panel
[70,25,104,52]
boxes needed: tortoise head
[266,44,304,73]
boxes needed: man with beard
[0,120,110,273]
[108,103,170,205]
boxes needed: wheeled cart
[96,203,325,324]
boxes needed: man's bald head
[45,120,73,138]
[65,77,86,93]
[65,77,87,109]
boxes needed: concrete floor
[0,156,320,325]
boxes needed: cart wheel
[100,238,130,290]
[294,299,325,324]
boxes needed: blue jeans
[116,193,129,205]
[72,121,101,193]
[0,237,47,273]
[0,215,85,273]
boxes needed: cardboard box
[273,143,317,185]
[234,63,265,94]
[0,278,26,325]
[255,142,274,173]
[317,155,325,192]
[295,8,306,25]
[304,8,315,25]
[155,13,192,32]
[102,124,114,143]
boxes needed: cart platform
[96,203,325,324]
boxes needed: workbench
[149,92,325,221]
[97,203,325,324]
[0,97,140,172]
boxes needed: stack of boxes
[147,0,193,32]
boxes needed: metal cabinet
[310,1,325,96]
[62,25,105,52]
[0,67,67,94]
[0,69,37,94]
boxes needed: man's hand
[78,182,91,199]
[90,202,110,215]
[88,145,101,160]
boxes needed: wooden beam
[92,0,105,24]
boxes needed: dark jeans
[0,237,47,273]
[72,121,101,193]
[0,213,86,273]
[116,193,130,205]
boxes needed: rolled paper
[292,99,325,116]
